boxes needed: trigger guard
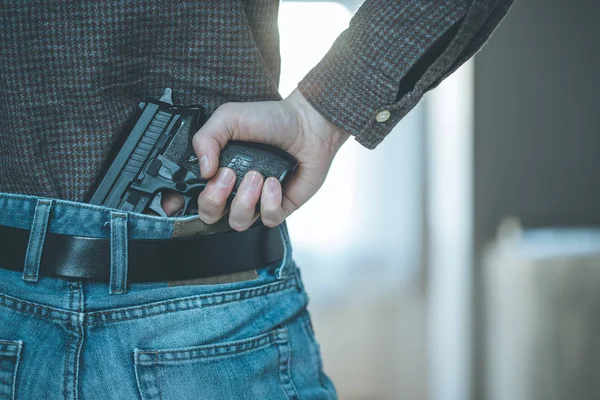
[149,192,169,217]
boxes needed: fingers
[260,177,285,227]
[198,169,288,230]
[192,101,303,231]
[228,171,264,232]
[197,167,237,224]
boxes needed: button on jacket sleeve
[298,0,515,149]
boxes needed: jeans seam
[299,311,327,390]
[155,352,163,400]
[0,274,299,325]
[0,292,72,322]
[73,282,84,400]
[0,341,22,348]
[85,276,298,325]
[136,328,287,362]
[63,283,74,400]
[4,340,22,400]
[134,350,156,400]
[87,283,294,325]
[277,326,300,400]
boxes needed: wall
[473,1,600,398]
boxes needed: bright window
[278,2,425,300]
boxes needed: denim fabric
[22,199,54,283]
[0,192,336,399]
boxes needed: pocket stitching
[87,277,297,325]
[135,327,288,364]
[0,340,22,400]
[134,328,299,400]
[134,352,158,400]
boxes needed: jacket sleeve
[297,0,515,149]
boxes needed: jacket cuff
[298,1,469,149]
[298,32,402,149]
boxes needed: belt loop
[22,199,54,283]
[109,211,129,295]
[275,220,293,279]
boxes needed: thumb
[192,101,300,180]
[191,104,241,179]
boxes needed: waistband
[0,192,183,239]
[0,192,295,293]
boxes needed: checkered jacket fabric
[0,0,513,201]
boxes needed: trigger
[149,192,169,218]
[181,195,193,216]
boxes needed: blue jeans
[0,193,336,399]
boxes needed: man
[0,0,513,398]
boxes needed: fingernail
[246,172,262,190]
[266,178,278,194]
[200,155,210,176]
[217,168,235,186]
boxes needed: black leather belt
[0,223,284,283]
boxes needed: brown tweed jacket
[0,0,514,201]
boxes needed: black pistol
[89,88,298,216]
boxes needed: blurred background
[278,0,600,399]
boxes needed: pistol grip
[218,141,297,194]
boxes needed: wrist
[284,89,350,152]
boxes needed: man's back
[0,0,281,201]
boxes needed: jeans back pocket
[0,340,22,400]
[134,327,298,400]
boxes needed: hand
[188,89,350,232]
